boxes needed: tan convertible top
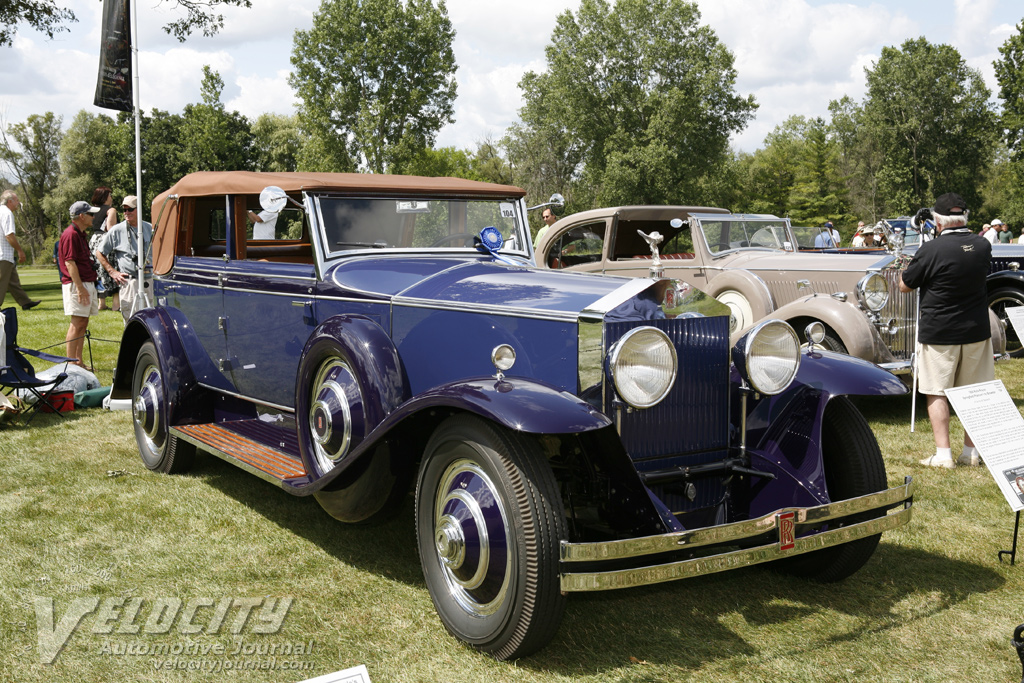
[149,171,527,273]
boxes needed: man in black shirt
[899,192,994,468]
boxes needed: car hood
[713,249,895,274]
[327,255,643,318]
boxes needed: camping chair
[0,307,76,422]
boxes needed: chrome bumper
[560,477,914,592]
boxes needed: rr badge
[778,511,796,551]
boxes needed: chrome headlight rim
[608,326,678,409]
[737,319,800,396]
[856,272,889,312]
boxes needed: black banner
[94,0,132,112]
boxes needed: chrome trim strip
[196,382,295,413]
[561,504,912,591]
[561,479,913,563]
[172,267,316,283]
[582,278,656,318]
[390,296,580,322]
[877,361,913,374]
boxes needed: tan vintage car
[534,205,1006,375]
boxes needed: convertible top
[149,171,527,274]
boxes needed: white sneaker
[919,455,956,469]
[957,452,981,467]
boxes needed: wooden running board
[173,422,309,488]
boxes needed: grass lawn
[2,267,1024,682]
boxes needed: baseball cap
[824,221,834,228]
[992,218,1004,226]
[934,192,967,215]
[69,201,100,217]
[121,195,138,209]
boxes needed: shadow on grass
[184,450,1002,675]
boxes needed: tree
[290,0,457,174]
[1,0,251,47]
[0,112,63,256]
[180,66,253,173]
[860,38,996,214]
[251,114,302,173]
[995,19,1024,160]
[788,118,853,228]
[992,19,1024,227]
[44,111,121,229]
[828,95,886,222]
[508,0,755,208]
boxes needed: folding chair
[0,307,76,422]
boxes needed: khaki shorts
[62,281,100,317]
[917,339,994,395]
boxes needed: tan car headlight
[856,273,889,312]
[609,327,677,409]
[735,319,800,395]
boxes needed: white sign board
[1006,306,1024,344]
[946,380,1024,512]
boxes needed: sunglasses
[122,207,136,212]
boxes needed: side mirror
[259,186,302,213]
[527,193,566,212]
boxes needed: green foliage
[861,38,996,213]
[0,0,74,46]
[0,112,63,255]
[43,111,121,232]
[290,0,457,174]
[179,66,254,173]
[995,19,1024,160]
[251,114,302,173]
[509,0,755,208]
[395,146,480,179]
[0,0,251,46]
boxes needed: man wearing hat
[59,200,101,368]
[852,223,873,248]
[985,219,1002,245]
[899,192,993,468]
[96,195,152,324]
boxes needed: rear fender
[110,307,213,424]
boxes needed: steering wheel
[430,233,477,247]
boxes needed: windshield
[314,196,526,258]
[697,217,794,255]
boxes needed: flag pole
[130,0,148,313]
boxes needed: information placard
[946,380,1024,512]
[1006,306,1024,343]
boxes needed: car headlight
[733,319,800,395]
[856,273,889,312]
[608,326,677,409]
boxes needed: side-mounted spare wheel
[132,340,195,474]
[296,335,408,524]
[415,414,567,660]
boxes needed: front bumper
[560,477,913,591]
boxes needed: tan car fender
[702,269,775,330]
[736,295,885,364]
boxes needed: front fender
[305,376,613,494]
[987,270,1024,290]
[793,349,908,397]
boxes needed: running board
[172,421,311,490]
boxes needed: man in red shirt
[58,201,100,368]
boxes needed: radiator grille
[605,316,731,460]
[878,267,917,360]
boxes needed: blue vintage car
[110,171,914,660]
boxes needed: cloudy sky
[0,0,1021,155]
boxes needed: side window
[545,222,606,269]
[660,228,694,258]
[613,219,694,260]
[189,197,228,257]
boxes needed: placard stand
[999,511,1021,565]
[945,380,1024,567]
